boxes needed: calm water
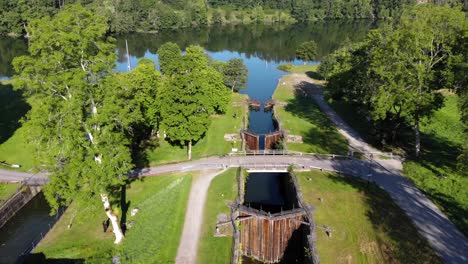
[243,173,299,213]
[0,193,57,263]
[0,21,375,262]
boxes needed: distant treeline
[0,0,465,36]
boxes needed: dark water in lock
[0,193,57,264]
[243,173,299,214]
[0,21,376,262]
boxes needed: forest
[1,0,466,36]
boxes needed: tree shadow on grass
[0,82,30,144]
[283,82,348,154]
[305,71,324,80]
[19,253,84,264]
[325,174,442,264]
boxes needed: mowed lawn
[197,169,238,264]
[273,66,348,154]
[330,95,468,237]
[147,92,247,165]
[296,170,441,264]
[35,173,192,263]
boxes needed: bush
[277,63,292,72]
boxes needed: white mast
[125,39,131,72]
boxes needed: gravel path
[175,169,227,264]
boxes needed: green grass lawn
[0,81,35,171]
[35,173,192,263]
[197,169,238,264]
[272,70,348,154]
[329,95,468,237]
[296,170,441,263]
[147,93,247,165]
[0,182,20,205]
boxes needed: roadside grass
[296,170,441,264]
[273,70,348,154]
[0,182,19,205]
[197,169,238,264]
[34,173,192,263]
[329,95,468,237]
[147,92,247,165]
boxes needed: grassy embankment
[147,92,247,165]
[273,64,348,154]
[34,173,192,263]
[197,169,238,264]
[297,170,441,263]
[0,182,20,205]
[330,94,468,237]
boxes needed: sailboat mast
[125,39,131,72]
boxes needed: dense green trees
[214,58,248,92]
[159,46,230,159]
[2,0,465,36]
[13,5,132,244]
[320,4,467,159]
[296,41,318,64]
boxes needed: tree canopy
[296,41,318,63]
[320,4,467,158]
[12,4,147,243]
[159,45,230,159]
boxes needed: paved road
[175,169,227,264]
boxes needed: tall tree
[368,5,465,157]
[159,45,229,159]
[12,5,134,244]
[296,41,317,64]
[222,58,248,92]
[157,42,182,75]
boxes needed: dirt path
[175,169,227,264]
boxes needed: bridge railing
[228,149,401,161]
[228,150,352,159]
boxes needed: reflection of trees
[0,38,28,77]
[4,21,375,77]
[115,21,375,63]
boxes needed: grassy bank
[197,169,238,264]
[0,81,35,171]
[35,173,192,262]
[273,65,348,154]
[329,95,468,236]
[0,183,19,205]
[297,170,441,263]
[147,92,247,165]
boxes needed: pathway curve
[303,74,468,264]
[175,169,227,264]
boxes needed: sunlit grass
[273,71,348,154]
[297,170,441,263]
[147,92,247,164]
[35,173,192,262]
[197,169,238,264]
